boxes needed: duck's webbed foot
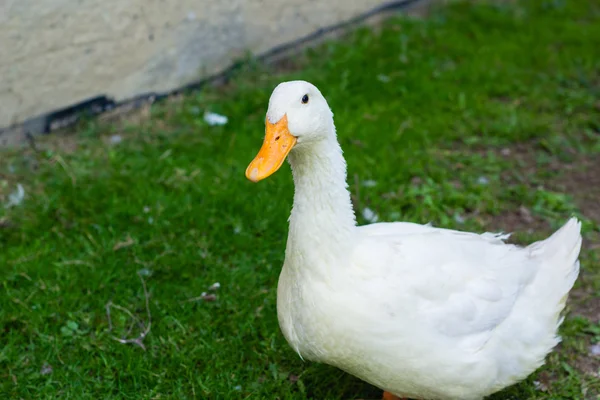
[382,391,407,400]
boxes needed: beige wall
[0,0,391,129]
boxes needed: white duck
[245,80,582,400]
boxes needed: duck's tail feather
[528,217,582,329]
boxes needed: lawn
[1,0,599,399]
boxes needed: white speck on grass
[5,184,25,208]
[143,206,151,213]
[109,135,122,145]
[533,380,548,392]
[454,213,465,224]
[590,343,600,356]
[362,180,377,188]
[377,74,391,83]
[477,176,489,185]
[233,385,242,391]
[233,222,242,234]
[209,282,221,291]
[40,363,53,375]
[362,207,379,223]
[138,268,152,277]
[147,217,154,224]
[204,111,228,126]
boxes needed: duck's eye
[301,94,309,104]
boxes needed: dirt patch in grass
[553,156,600,224]
[574,341,600,383]
[487,205,551,236]
[485,139,600,229]
[571,286,600,323]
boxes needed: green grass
[2,0,600,398]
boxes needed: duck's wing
[352,224,535,347]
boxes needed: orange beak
[245,115,297,182]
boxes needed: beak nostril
[275,136,281,141]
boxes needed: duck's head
[245,80,334,182]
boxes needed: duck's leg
[382,391,406,400]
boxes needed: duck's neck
[286,137,357,262]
